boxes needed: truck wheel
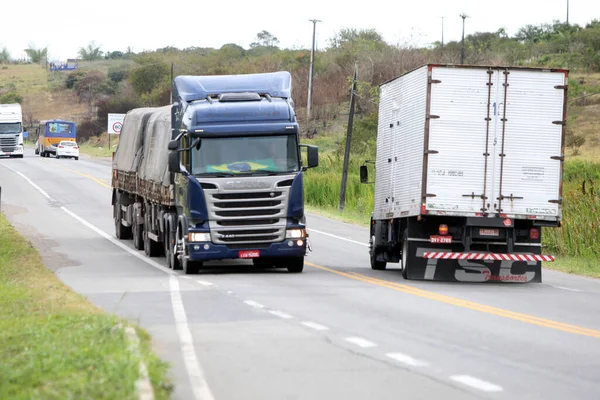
[143,213,161,257]
[114,197,132,239]
[401,229,410,279]
[369,235,387,270]
[132,219,144,250]
[287,257,304,273]
[167,225,181,270]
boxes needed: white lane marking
[227,291,234,294]
[386,352,430,367]
[1,163,52,199]
[124,326,155,400]
[170,276,216,400]
[5,165,215,400]
[269,310,294,319]
[301,322,329,331]
[196,280,214,286]
[344,337,377,348]
[549,285,583,292]
[244,300,265,309]
[450,375,503,392]
[307,228,369,247]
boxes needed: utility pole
[306,19,321,122]
[460,14,469,64]
[170,62,174,104]
[338,62,358,212]
[441,16,445,48]
[566,0,569,24]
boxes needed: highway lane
[1,148,600,400]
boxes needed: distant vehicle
[56,140,79,160]
[361,64,567,283]
[0,103,25,158]
[36,119,76,157]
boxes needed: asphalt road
[1,148,600,400]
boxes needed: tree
[24,45,48,63]
[250,30,279,48]
[128,55,170,95]
[78,41,104,61]
[0,47,10,64]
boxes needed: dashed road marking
[301,322,329,331]
[450,375,503,392]
[345,337,377,348]
[386,352,430,367]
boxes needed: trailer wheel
[143,213,161,257]
[401,229,410,279]
[132,217,144,250]
[114,196,132,240]
[369,235,387,270]
[286,257,304,273]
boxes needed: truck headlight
[286,229,306,239]
[188,232,211,242]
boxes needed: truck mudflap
[187,241,307,262]
[404,242,545,283]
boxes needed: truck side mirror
[168,151,181,173]
[360,165,368,184]
[168,139,179,151]
[299,145,318,169]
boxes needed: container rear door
[492,70,566,219]
[426,67,500,216]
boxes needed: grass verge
[0,213,173,399]
[545,257,600,279]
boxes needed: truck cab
[0,103,25,158]
[166,72,318,273]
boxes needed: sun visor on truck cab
[173,71,292,103]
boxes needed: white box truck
[360,64,568,283]
[0,103,25,158]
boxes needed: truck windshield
[0,122,21,134]
[191,134,300,175]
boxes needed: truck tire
[114,197,132,240]
[143,213,161,257]
[369,235,387,270]
[286,257,304,273]
[401,229,410,279]
[132,218,144,250]
[167,224,181,270]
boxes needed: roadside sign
[108,113,126,135]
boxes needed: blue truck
[112,71,319,274]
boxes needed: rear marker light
[439,224,449,235]
[530,228,540,240]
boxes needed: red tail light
[439,224,449,235]
[530,228,540,240]
[58,146,64,148]
[73,146,78,149]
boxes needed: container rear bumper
[187,240,306,261]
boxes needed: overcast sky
[2,0,598,61]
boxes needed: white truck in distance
[360,64,568,283]
[0,103,25,158]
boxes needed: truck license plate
[239,250,260,258]
[430,236,452,244]
[480,229,499,236]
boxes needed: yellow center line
[42,160,111,189]
[306,261,600,339]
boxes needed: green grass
[545,257,600,279]
[0,213,173,399]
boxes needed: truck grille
[205,184,289,245]
[0,136,17,152]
